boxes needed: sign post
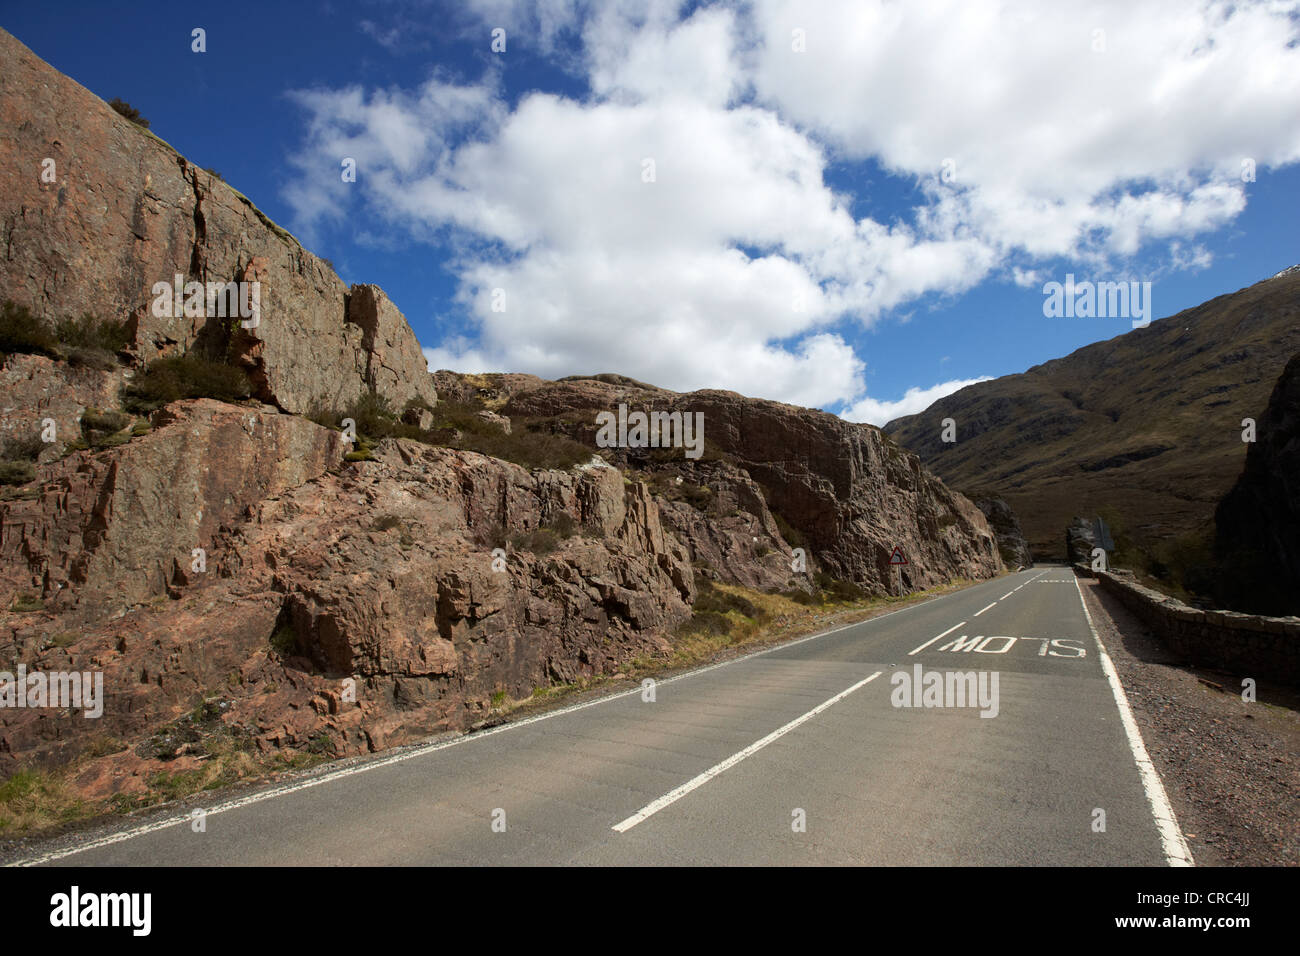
[888,546,908,595]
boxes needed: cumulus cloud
[285,0,1300,418]
[840,377,994,427]
[747,0,1300,261]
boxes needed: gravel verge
[1078,576,1299,866]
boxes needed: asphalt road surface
[18,566,1192,866]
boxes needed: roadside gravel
[1078,577,1299,866]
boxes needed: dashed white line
[908,620,966,656]
[1073,576,1194,867]
[611,671,882,833]
[972,602,997,617]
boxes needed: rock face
[0,27,435,416]
[0,399,346,621]
[973,495,1033,569]
[1066,517,1100,567]
[1213,354,1300,615]
[0,353,125,459]
[0,412,692,772]
[501,376,1003,591]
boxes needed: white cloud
[287,74,987,406]
[840,377,994,427]
[747,0,1300,261]
[284,0,1300,420]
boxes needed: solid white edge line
[907,620,966,656]
[12,575,990,867]
[972,602,997,617]
[611,671,883,833]
[1073,575,1194,867]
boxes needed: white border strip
[612,671,882,832]
[1073,576,1194,867]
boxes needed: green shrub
[67,348,118,371]
[79,408,133,449]
[547,512,579,538]
[510,527,561,555]
[2,434,46,462]
[54,313,130,353]
[0,461,36,486]
[371,514,402,532]
[347,390,399,439]
[108,98,149,128]
[80,408,132,434]
[679,580,769,638]
[0,301,58,358]
[814,571,867,603]
[778,587,821,606]
[694,578,763,619]
[315,392,593,472]
[123,354,252,412]
[463,420,593,471]
[269,622,297,657]
[10,592,43,612]
[772,511,804,548]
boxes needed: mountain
[884,269,1300,561]
[0,27,1000,804]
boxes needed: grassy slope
[884,270,1300,559]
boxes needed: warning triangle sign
[889,546,908,566]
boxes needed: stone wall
[1081,566,1300,684]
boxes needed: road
[18,566,1192,866]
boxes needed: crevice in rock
[178,158,206,281]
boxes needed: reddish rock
[0,399,346,620]
[0,28,435,416]
[501,377,1002,591]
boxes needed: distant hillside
[883,269,1300,560]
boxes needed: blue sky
[5,1,1299,423]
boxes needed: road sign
[889,546,908,566]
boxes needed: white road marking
[1073,576,1194,867]
[611,671,883,833]
[973,602,997,617]
[908,620,966,655]
[10,579,973,867]
[1000,591,1014,600]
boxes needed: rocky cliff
[972,495,1033,569]
[0,27,435,416]
[0,30,1001,803]
[1213,354,1300,615]
[499,376,1002,592]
